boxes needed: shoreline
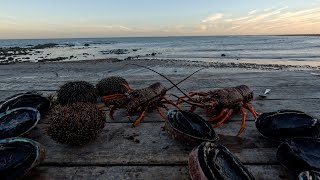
[1,58,319,72]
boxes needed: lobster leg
[237,107,247,136]
[132,110,146,127]
[189,92,209,96]
[189,105,197,112]
[121,83,133,91]
[214,109,234,128]
[109,106,116,120]
[209,108,228,123]
[102,94,125,101]
[245,103,258,120]
[156,107,167,120]
[163,96,182,110]
[96,104,106,110]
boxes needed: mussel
[189,142,255,180]
[166,110,218,146]
[277,138,320,174]
[299,171,320,180]
[256,110,320,141]
[0,92,50,115]
[0,137,45,179]
[0,107,40,139]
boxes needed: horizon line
[0,33,319,40]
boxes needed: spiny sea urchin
[57,81,97,106]
[47,103,105,146]
[96,76,129,96]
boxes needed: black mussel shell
[0,138,45,179]
[277,138,320,174]
[166,110,218,146]
[189,142,255,180]
[0,108,40,139]
[299,171,320,180]
[256,110,319,141]
[0,92,50,115]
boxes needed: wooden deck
[1,60,319,180]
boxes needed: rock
[100,49,129,55]
[38,57,68,62]
[221,54,226,57]
[33,43,58,49]
[124,56,133,60]
[84,43,90,47]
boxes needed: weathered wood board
[0,60,318,180]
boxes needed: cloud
[200,7,320,35]
[202,13,224,23]
[248,10,258,15]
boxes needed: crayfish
[101,64,203,127]
[176,85,258,136]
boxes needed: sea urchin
[57,81,97,106]
[47,103,105,146]
[96,76,129,96]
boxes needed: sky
[0,0,320,39]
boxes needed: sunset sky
[1,0,320,39]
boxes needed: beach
[1,36,320,68]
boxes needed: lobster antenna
[126,63,199,101]
[127,65,205,110]
[169,94,205,108]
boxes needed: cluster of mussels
[167,108,320,179]
[0,92,50,179]
[165,109,255,180]
[256,110,320,180]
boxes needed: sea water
[1,35,320,66]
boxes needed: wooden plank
[102,98,320,123]
[100,104,320,123]
[1,75,320,89]
[0,81,320,100]
[1,90,320,122]
[24,165,295,180]
[25,166,190,180]
[28,122,281,165]
[0,71,316,83]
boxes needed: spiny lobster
[176,85,258,136]
[101,64,203,127]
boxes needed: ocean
[1,35,320,67]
